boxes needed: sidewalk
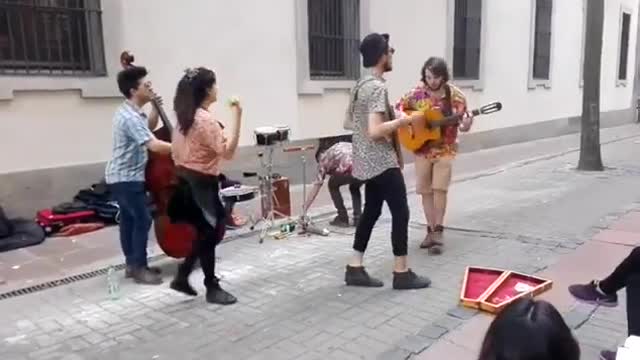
[412,210,640,360]
[0,125,639,359]
[1,124,639,294]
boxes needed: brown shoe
[125,266,161,278]
[131,267,163,285]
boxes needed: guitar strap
[384,89,403,167]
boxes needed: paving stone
[564,307,595,329]
[446,306,478,320]
[395,335,434,354]
[376,347,412,360]
[432,316,463,331]
[416,325,449,340]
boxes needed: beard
[383,59,393,72]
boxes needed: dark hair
[117,66,148,99]
[360,33,391,68]
[478,298,580,360]
[173,67,217,135]
[421,57,450,84]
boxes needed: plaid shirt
[314,142,353,185]
[105,101,153,184]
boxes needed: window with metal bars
[307,0,360,80]
[532,0,553,80]
[0,0,105,76]
[453,0,482,80]
[618,11,631,81]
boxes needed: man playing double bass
[105,66,171,285]
[395,57,473,255]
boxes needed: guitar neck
[431,109,480,127]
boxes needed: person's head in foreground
[478,298,580,360]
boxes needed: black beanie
[359,33,390,68]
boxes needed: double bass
[119,51,197,258]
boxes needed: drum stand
[283,146,330,237]
[249,145,288,243]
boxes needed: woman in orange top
[170,67,242,305]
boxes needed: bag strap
[349,77,377,112]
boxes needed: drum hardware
[248,144,289,243]
[282,145,330,237]
[274,124,291,143]
[220,184,258,204]
[254,126,279,146]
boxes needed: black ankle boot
[345,265,384,287]
[170,277,197,297]
[393,269,431,290]
[205,282,237,305]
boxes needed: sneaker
[568,281,618,307]
[125,266,161,278]
[393,269,432,290]
[600,350,617,360]
[170,278,198,297]
[206,285,237,305]
[131,267,163,285]
[345,265,384,287]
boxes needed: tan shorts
[415,156,453,194]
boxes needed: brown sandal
[420,227,436,249]
[428,225,445,255]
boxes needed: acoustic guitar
[397,102,502,152]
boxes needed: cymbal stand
[283,145,330,237]
[248,145,288,243]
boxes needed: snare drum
[220,185,257,203]
[274,125,291,143]
[254,126,279,146]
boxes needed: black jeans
[219,173,240,217]
[627,275,640,337]
[598,247,640,337]
[109,181,151,268]
[328,174,363,219]
[174,168,226,287]
[600,247,640,294]
[353,168,409,256]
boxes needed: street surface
[0,124,639,359]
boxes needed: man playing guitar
[395,57,473,254]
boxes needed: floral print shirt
[314,142,353,185]
[395,83,468,159]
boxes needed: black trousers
[599,247,640,337]
[173,168,226,287]
[219,173,241,218]
[600,247,640,294]
[353,168,409,256]
[627,275,640,337]
[328,174,363,219]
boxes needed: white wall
[1,0,303,173]
[366,0,638,134]
[0,0,638,175]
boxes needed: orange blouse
[172,108,226,176]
